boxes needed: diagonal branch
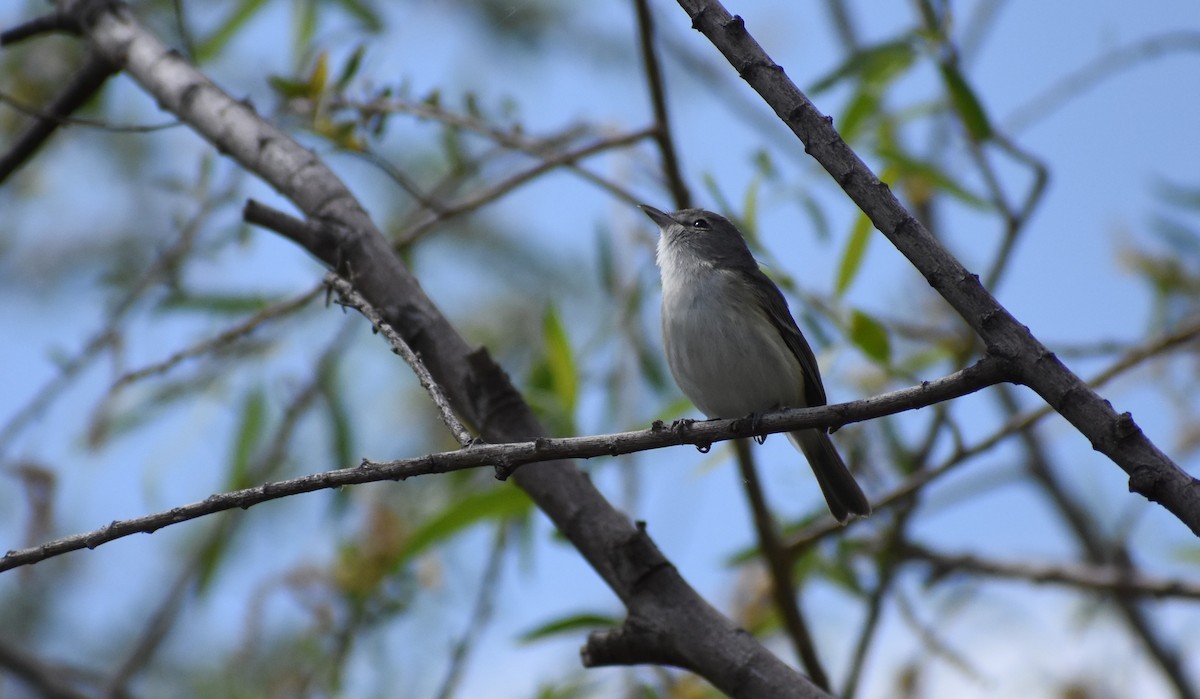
[18,4,845,692]
[900,542,1200,600]
[733,438,830,691]
[0,53,118,184]
[321,272,473,446]
[396,126,655,244]
[676,0,1200,534]
[633,0,691,208]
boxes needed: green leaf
[295,0,320,58]
[810,38,917,94]
[397,486,533,568]
[877,146,989,208]
[939,63,992,142]
[838,88,879,144]
[194,0,270,63]
[751,148,777,180]
[158,292,275,315]
[741,176,761,243]
[701,172,733,216]
[334,0,384,32]
[518,612,618,643]
[849,309,891,365]
[229,388,267,489]
[533,304,578,417]
[334,46,367,91]
[795,193,831,243]
[196,529,232,595]
[835,214,873,296]
[306,52,329,96]
[268,75,312,99]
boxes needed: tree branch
[322,272,474,447]
[675,0,1200,534]
[0,639,93,699]
[900,542,1200,600]
[733,438,829,691]
[0,53,117,184]
[633,0,691,208]
[1,358,1006,573]
[396,126,655,244]
[63,3,811,691]
[0,12,77,46]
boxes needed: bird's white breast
[658,247,806,419]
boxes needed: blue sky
[2,1,1199,697]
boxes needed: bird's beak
[638,204,674,229]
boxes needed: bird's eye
[692,218,710,230]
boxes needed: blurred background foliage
[2,0,1200,697]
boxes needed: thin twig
[324,273,474,446]
[433,524,508,699]
[893,588,985,684]
[334,97,644,208]
[398,128,656,244]
[994,384,1196,699]
[633,0,691,208]
[679,0,1198,533]
[100,557,196,698]
[0,638,94,699]
[98,325,351,698]
[0,54,119,184]
[0,89,180,134]
[107,283,324,393]
[784,314,1200,557]
[1006,31,1200,134]
[901,542,1200,600]
[733,439,829,691]
[0,358,1008,573]
[0,194,222,455]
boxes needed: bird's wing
[746,266,828,408]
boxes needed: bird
[640,204,871,522]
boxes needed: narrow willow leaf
[849,309,891,365]
[939,63,993,142]
[835,214,873,297]
[518,613,618,643]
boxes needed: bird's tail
[788,429,871,523]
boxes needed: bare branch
[433,525,507,699]
[633,0,691,208]
[1006,32,1200,133]
[397,127,656,244]
[785,315,1200,557]
[0,54,117,184]
[0,357,1008,573]
[0,13,77,46]
[733,439,830,690]
[107,283,324,392]
[334,97,644,208]
[900,542,1200,600]
[0,638,94,699]
[323,273,474,446]
[676,0,1200,533]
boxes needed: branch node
[581,618,688,670]
[1114,411,1141,441]
[721,14,745,33]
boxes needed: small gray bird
[641,204,871,522]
